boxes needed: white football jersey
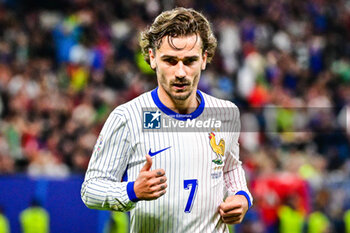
[81,88,252,233]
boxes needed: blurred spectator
[107,211,129,233]
[345,209,350,233]
[0,0,350,232]
[307,211,330,233]
[0,206,9,233]
[306,189,331,233]
[20,199,49,233]
[277,195,305,233]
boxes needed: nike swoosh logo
[149,146,171,157]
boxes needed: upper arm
[223,104,241,172]
[85,109,133,183]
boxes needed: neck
[157,88,199,114]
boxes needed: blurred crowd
[0,0,350,232]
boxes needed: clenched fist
[218,194,249,224]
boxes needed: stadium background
[0,0,350,232]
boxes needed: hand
[133,154,167,200]
[218,195,249,224]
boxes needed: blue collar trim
[151,87,205,121]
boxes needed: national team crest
[209,132,225,165]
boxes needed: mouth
[172,83,190,90]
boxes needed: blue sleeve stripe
[235,190,252,208]
[127,181,139,202]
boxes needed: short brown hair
[140,7,217,64]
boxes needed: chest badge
[209,132,225,165]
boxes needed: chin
[171,91,192,101]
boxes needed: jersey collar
[151,87,205,121]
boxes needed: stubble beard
[169,89,192,101]
[160,76,194,101]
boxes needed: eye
[164,58,178,65]
[183,58,197,66]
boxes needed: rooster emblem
[209,132,225,165]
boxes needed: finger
[154,169,166,177]
[220,202,242,212]
[147,189,166,200]
[150,183,167,192]
[159,177,167,184]
[219,207,241,217]
[225,217,243,224]
[149,176,167,186]
[219,207,243,217]
[222,215,239,221]
[140,154,153,172]
[222,216,242,224]
[153,189,166,198]
[221,211,241,219]
[219,208,224,217]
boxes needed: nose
[175,61,186,79]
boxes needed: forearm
[224,166,253,208]
[81,178,136,212]
[81,109,136,211]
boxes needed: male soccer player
[81,7,252,232]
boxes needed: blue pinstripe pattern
[81,90,252,232]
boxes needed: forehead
[157,34,203,57]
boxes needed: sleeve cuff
[127,181,140,202]
[235,190,252,208]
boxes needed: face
[149,34,207,103]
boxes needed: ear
[201,51,208,70]
[149,48,156,69]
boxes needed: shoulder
[101,92,153,136]
[110,90,153,120]
[200,91,241,136]
[200,90,239,115]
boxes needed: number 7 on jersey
[183,179,198,213]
